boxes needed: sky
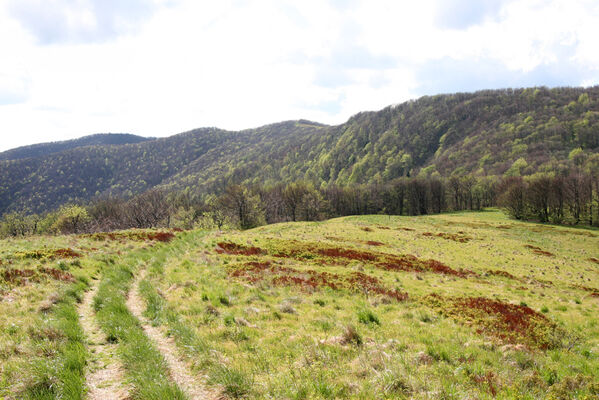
[0,0,598,151]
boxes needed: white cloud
[0,0,598,151]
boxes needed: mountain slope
[0,133,151,161]
[1,86,598,214]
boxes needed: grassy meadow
[1,210,598,399]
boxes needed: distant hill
[1,86,598,215]
[0,133,151,161]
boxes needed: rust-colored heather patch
[15,248,81,260]
[397,227,415,231]
[487,269,520,280]
[589,257,599,265]
[271,240,473,277]
[316,247,378,262]
[223,239,473,278]
[376,226,391,230]
[2,268,36,283]
[365,241,385,246]
[380,255,475,278]
[360,226,374,232]
[424,294,563,349]
[2,267,74,284]
[216,242,265,256]
[422,232,472,243]
[229,262,408,301]
[40,268,75,282]
[524,245,554,257]
[53,248,82,258]
[150,232,176,242]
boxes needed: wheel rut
[126,270,214,400]
[79,282,131,400]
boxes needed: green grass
[20,277,89,400]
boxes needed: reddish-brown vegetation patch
[572,285,599,297]
[424,294,562,349]
[487,269,520,280]
[524,245,554,257]
[15,248,82,260]
[2,268,36,283]
[228,262,408,301]
[396,227,415,231]
[379,255,475,278]
[316,247,378,262]
[219,239,473,278]
[365,241,385,246]
[39,268,75,282]
[216,242,265,256]
[2,267,74,284]
[589,257,599,265]
[360,227,374,232]
[84,230,175,243]
[422,232,472,243]
[376,226,391,230]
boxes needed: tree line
[1,169,597,238]
[499,172,599,225]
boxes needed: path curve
[79,282,131,400]
[126,271,214,400]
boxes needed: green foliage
[51,205,90,234]
[2,87,599,216]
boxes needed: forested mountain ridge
[0,133,151,161]
[1,86,598,215]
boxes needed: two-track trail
[78,282,131,400]
[126,270,214,400]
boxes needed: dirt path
[79,282,131,400]
[126,271,214,400]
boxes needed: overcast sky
[1,0,598,151]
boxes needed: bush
[357,309,380,325]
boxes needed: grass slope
[1,211,598,399]
[140,210,599,399]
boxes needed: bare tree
[125,189,171,228]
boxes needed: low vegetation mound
[424,294,564,349]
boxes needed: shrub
[357,309,380,325]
